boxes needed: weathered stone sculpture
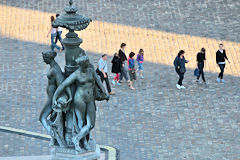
[39,0,109,157]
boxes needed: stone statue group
[39,51,109,152]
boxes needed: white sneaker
[112,80,116,85]
[176,84,181,89]
[216,78,220,83]
[220,79,225,83]
[180,85,185,89]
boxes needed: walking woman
[111,53,121,86]
[118,43,129,82]
[216,44,230,83]
[47,16,61,51]
[128,52,136,90]
[174,50,189,89]
[196,48,207,86]
[136,49,144,79]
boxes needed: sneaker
[220,79,225,83]
[112,80,116,85]
[176,84,181,89]
[109,92,115,95]
[196,79,199,83]
[204,82,208,87]
[216,78,220,83]
[180,85,185,89]
[140,75,144,79]
[116,82,121,86]
[129,86,135,90]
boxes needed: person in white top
[216,44,230,83]
[47,16,61,51]
[96,54,115,95]
[55,14,64,50]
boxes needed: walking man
[118,43,129,83]
[55,14,64,51]
[216,44,230,83]
[96,54,115,95]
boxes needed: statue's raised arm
[52,70,77,107]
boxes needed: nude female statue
[52,55,109,151]
[39,51,72,146]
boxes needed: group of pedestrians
[174,44,230,90]
[47,14,64,51]
[96,43,145,94]
[48,15,230,92]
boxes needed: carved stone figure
[39,51,72,147]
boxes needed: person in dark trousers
[196,48,207,86]
[111,53,122,86]
[174,50,189,89]
[216,44,230,83]
[55,14,64,51]
[118,43,129,82]
[96,54,115,95]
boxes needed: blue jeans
[55,31,64,50]
[51,33,60,51]
[138,62,144,70]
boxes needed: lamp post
[52,0,92,76]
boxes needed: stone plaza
[0,0,240,159]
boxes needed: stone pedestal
[0,147,105,160]
[51,146,101,160]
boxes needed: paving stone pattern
[1,0,240,42]
[0,0,240,160]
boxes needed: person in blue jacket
[174,50,189,89]
[128,52,136,90]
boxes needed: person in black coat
[216,44,230,83]
[111,53,122,85]
[118,43,129,82]
[196,48,207,86]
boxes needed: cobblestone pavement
[0,0,240,160]
[1,0,240,42]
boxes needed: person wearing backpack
[111,53,122,86]
[174,50,189,89]
[196,48,207,86]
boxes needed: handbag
[194,68,199,77]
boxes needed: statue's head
[42,51,57,64]
[75,56,89,68]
